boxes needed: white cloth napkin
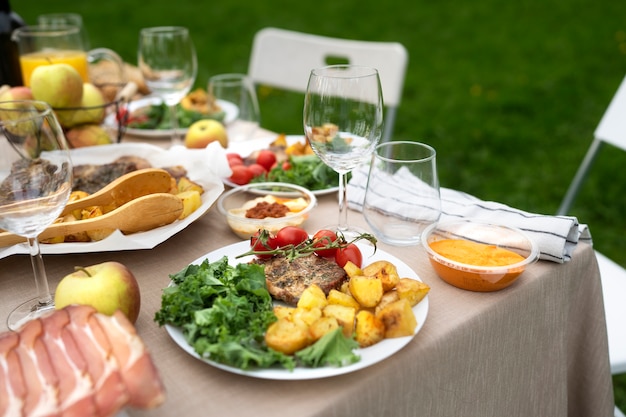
[347,165,592,263]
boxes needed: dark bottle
[0,0,25,86]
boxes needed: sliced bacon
[0,332,26,417]
[14,319,60,417]
[0,305,165,417]
[40,309,98,417]
[94,311,166,408]
[64,305,129,417]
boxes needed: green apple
[55,261,141,324]
[30,63,84,109]
[55,83,107,128]
[65,124,113,148]
[184,119,228,148]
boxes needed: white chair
[556,74,626,416]
[248,27,408,142]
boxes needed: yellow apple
[30,63,84,109]
[65,124,113,148]
[56,83,107,128]
[54,261,141,324]
[184,119,228,148]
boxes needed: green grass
[18,0,626,408]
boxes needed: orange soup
[430,239,525,267]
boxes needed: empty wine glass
[138,26,197,146]
[0,100,73,330]
[303,65,384,236]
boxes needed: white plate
[0,142,230,259]
[223,135,340,196]
[165,240,429,380]
[104,96,239,139]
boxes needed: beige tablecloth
[0,190,615,417]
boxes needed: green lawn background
[17,0,626,407]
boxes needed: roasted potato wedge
[355,310,386,347]
[396,278,430,307]
[376,298,417,338]
[323,304,356,338]
[297,284,328,310]
[327,289,361,310]
[349,275,383,308]
[265,318,310,355]
[363,260,401,292]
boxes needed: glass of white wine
[0,100,73,330]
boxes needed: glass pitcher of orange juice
[11,25,122,88]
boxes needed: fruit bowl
[54,98,127,144]
[421,220,539,292]
[218,182,317,239]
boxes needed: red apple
[0,86,34,102]
[54,261,141,324]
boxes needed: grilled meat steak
[72,156,188,194]
[73,156,151,193]
[253,254,347,305]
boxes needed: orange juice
[19,50,89,86]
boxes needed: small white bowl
[218,182,317,239]
[421,220,539,292]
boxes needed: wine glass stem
[169,103,182,146]
[337,172,349,232]
[27,237,53,307]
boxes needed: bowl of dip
[217,182,317,239]
[421,220,539,291]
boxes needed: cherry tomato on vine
[251,230,278,259]
[275,226,309,247]
[256,150,277,171]
[335,243,362,268]
[312,229,338,258]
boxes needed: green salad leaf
[295,327,360,367]
[251,154,341,191]
[128,102,225,130]
[155,256,363,372]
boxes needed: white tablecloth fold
[347,165,592,263]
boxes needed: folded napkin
[347,165,592,263]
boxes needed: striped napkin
[347,165,592,263]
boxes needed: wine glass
[138,26,197,146]
[303,65,384,236]
[0,100,73,330]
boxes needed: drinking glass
[37,12,90,49]
[208,73,260,142]
[363,141,441,245]
[303,65,384,236]
[138,26,197,145]
[0,100,73,330]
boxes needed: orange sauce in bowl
[429,239,525,267]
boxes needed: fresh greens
[295,328,360,367]
[155,255,363,371]
[251,154,341,191]
[128,102,225,130]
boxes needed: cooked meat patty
[253,254,347,305]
